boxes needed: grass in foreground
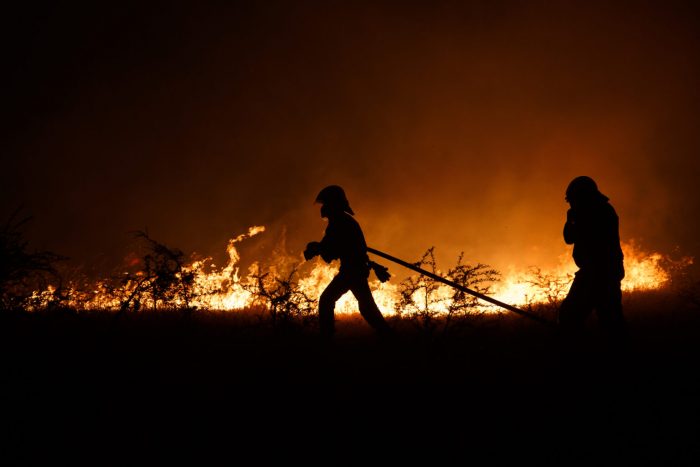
[1,290,698,464]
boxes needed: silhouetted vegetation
[245,265,317,330]
[118,231,196,312]
[0,209,65,309]
[522,266,572,311]
[0,221,696,463]
[395,247,500,336]
[1,289,698,464]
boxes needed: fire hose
[367,247,556,326]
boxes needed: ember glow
[27,227,691,315]
[5,3,700,307]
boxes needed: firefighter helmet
[566,176,607,203]
[315,185,354,215]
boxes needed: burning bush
[118,231,196,312]
[244,266,318,330]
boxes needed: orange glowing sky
[3,1,699,279]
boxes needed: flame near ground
[29,225,693,316]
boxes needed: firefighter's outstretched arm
[304,237,338,263]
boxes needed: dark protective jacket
[564,199,624,279]
[319,212,369,272]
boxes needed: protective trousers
[559,269,626,342]
[318,268,391,337]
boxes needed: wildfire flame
[491,241,693,307]
[28,226,692,315]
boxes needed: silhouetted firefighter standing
[304,185,392,338]
[559,176,626,340]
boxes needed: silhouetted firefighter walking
[304,185,392,339]
[560,176,626,342]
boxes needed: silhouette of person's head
[566,176,609,207]
[315,185,354,218]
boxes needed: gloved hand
[304,241,321,260]
[369,261,391,283]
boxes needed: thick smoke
[3,2,699,278]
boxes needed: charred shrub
[244,265,317,331]
[443,253,500,334]
[395,247,500,337]
[0,210,65,310]
[119,231,196,312]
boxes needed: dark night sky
[3,1,700,277]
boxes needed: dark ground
[1,296,699,465]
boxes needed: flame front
[29,226,690,315]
